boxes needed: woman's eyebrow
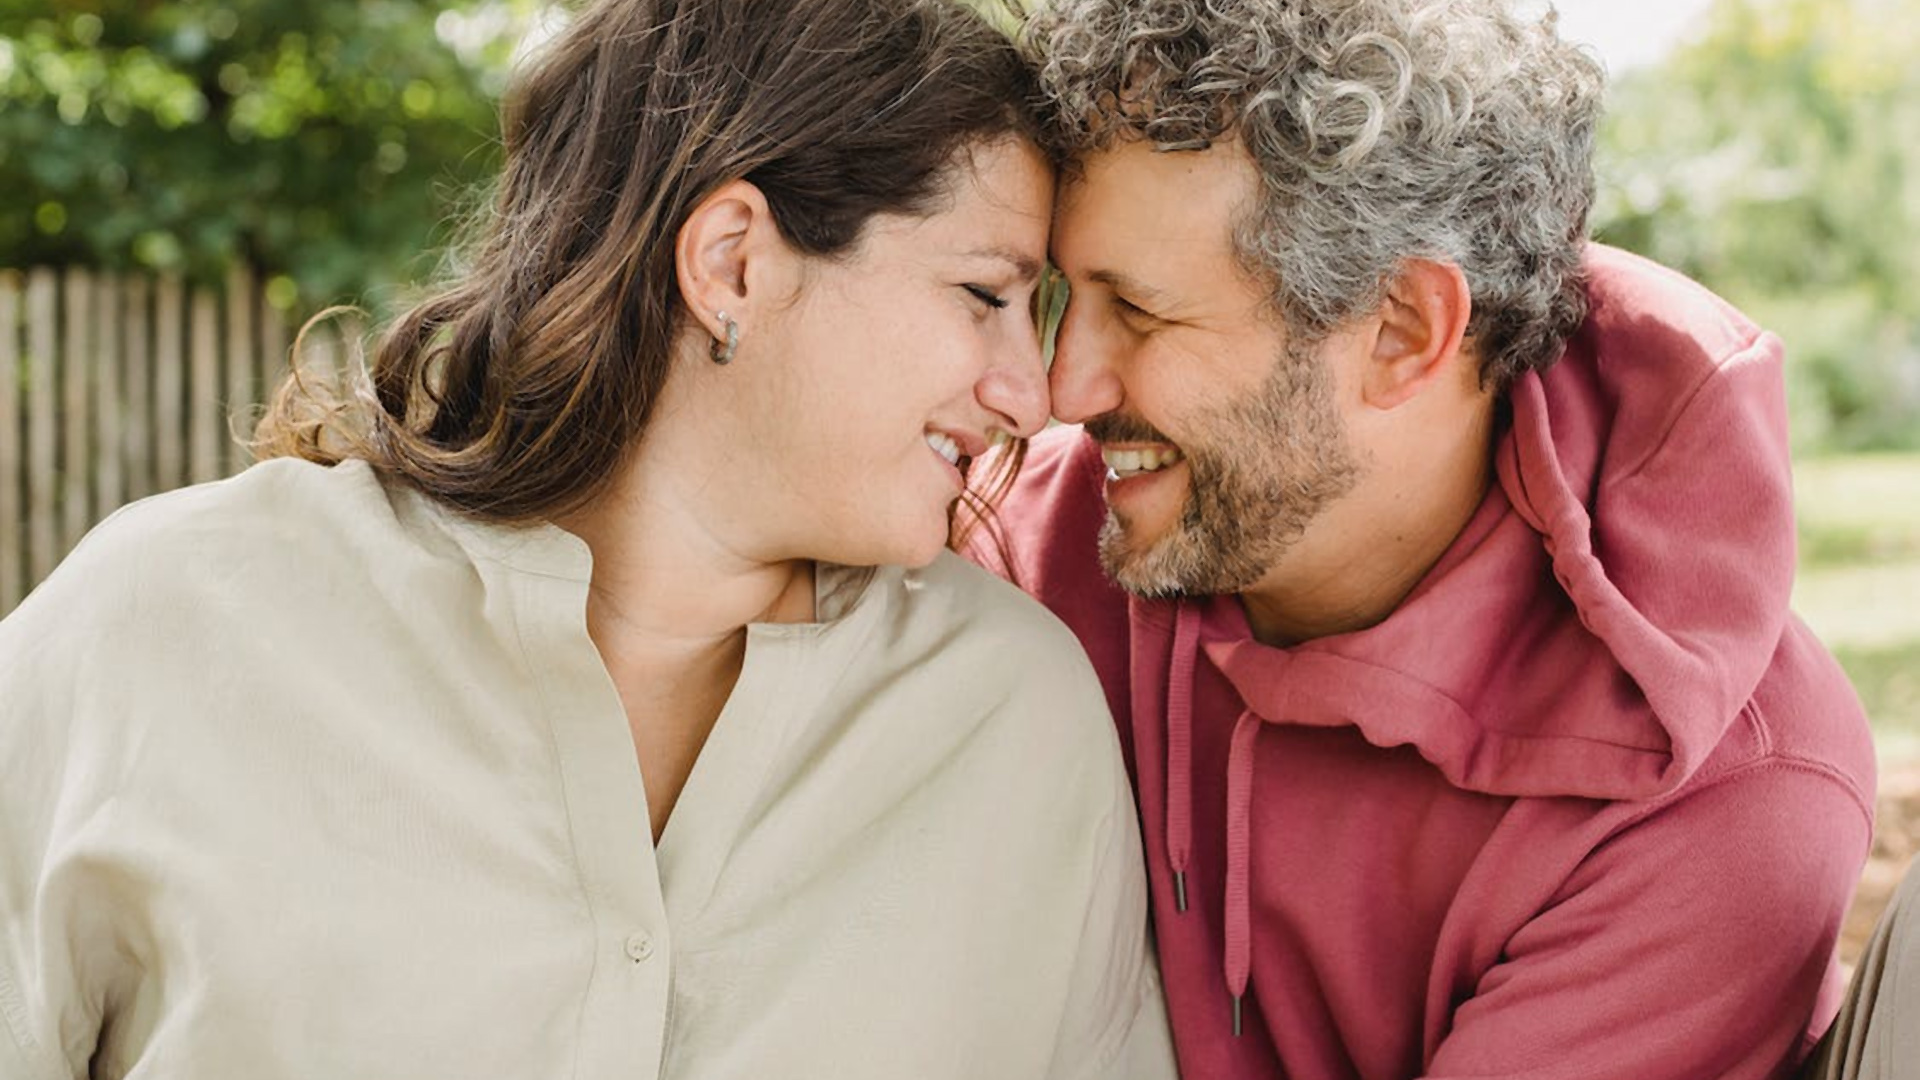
[963,246,1044,284]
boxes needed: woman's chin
[807,515,951,571]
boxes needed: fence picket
[1,275,20,611]
[188,286,220,485]
[255,292,287,454]
[94,274,125,522]
[1,267,349,617]
[26,270,57,586]
[124,277,152,502]
[225,266,254,476]
[61,270,92,553]
[154,276,184,492]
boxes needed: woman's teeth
[1102,446,1183,477]
[926,432,962,467]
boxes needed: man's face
[1049,139,1364,597]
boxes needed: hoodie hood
[1198,243,1796,804]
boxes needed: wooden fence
[0,266,357,618]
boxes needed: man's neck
[1237,409,1496,648]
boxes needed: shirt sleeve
[1,594,97,1079]
[1423,761,1871,1080]
[1043,718,1182,1080]
[0,516,154,1080]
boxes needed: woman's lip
[930,443,966,490]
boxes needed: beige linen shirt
[0,459,1175,1080]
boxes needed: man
[966,0,1877,1076]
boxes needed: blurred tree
[1594,0,1920,451]
[0,0,538,310]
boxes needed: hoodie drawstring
[1224,708,1261,1037]
[1166,600,1261,1037]
[1166,600,1201,915]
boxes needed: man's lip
[1102,459,1185,513]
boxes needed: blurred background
[2,0,1916,959]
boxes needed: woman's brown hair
[255,0,1045,525]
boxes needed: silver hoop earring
[710,311,740,365]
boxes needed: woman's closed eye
[964,284,1010,310]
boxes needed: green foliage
[0,0,535,310]
[1791,452,1920,758]
[1593,0,1920,452]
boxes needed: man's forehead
[1053,143,1251,271]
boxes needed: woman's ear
[1361,257,1474,410]
[674,179,791,343]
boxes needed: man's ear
[1361,258,1473,410]
[674,179,791,344]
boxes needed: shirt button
[624,931,656,962]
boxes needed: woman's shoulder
[77,456,392,552]
[892,550,1101,675]
[8,458,419,628]
[845,552,1118,754]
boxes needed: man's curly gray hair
[1029,0,1606,390]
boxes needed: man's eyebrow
[1088,269,1170,305]
[963,246,1044,283]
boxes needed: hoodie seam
[1288,649,1672,757]
[1612,754,1874,841]
[1741,701,1776,758]
[1759,754,1877,835]
[1609,328,1771,486]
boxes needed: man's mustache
[1084,414,1175,445]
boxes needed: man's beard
[1091,339,1363,598]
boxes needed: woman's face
[740,137,1054,569]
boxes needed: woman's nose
[977,329,1051,438]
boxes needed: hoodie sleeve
[1423,758,1870,1080]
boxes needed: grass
[1792,452,1920,765]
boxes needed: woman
[0,1,1175,1077]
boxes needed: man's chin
[1097,513,1196,599]
[1097,506,1290,599]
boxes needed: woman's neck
[557,445,817,660]
[554,444,816,842]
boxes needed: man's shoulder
[1577,244,1777,377]
[1705,617,1876,819]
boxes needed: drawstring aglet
[1174,870,1189,913]
[1231,994,1243,1038]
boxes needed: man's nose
[1048,300,1124,425]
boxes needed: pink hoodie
[975,246,1876,1078]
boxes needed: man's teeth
[1101,446,1183,476]
[926,432,962,467]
